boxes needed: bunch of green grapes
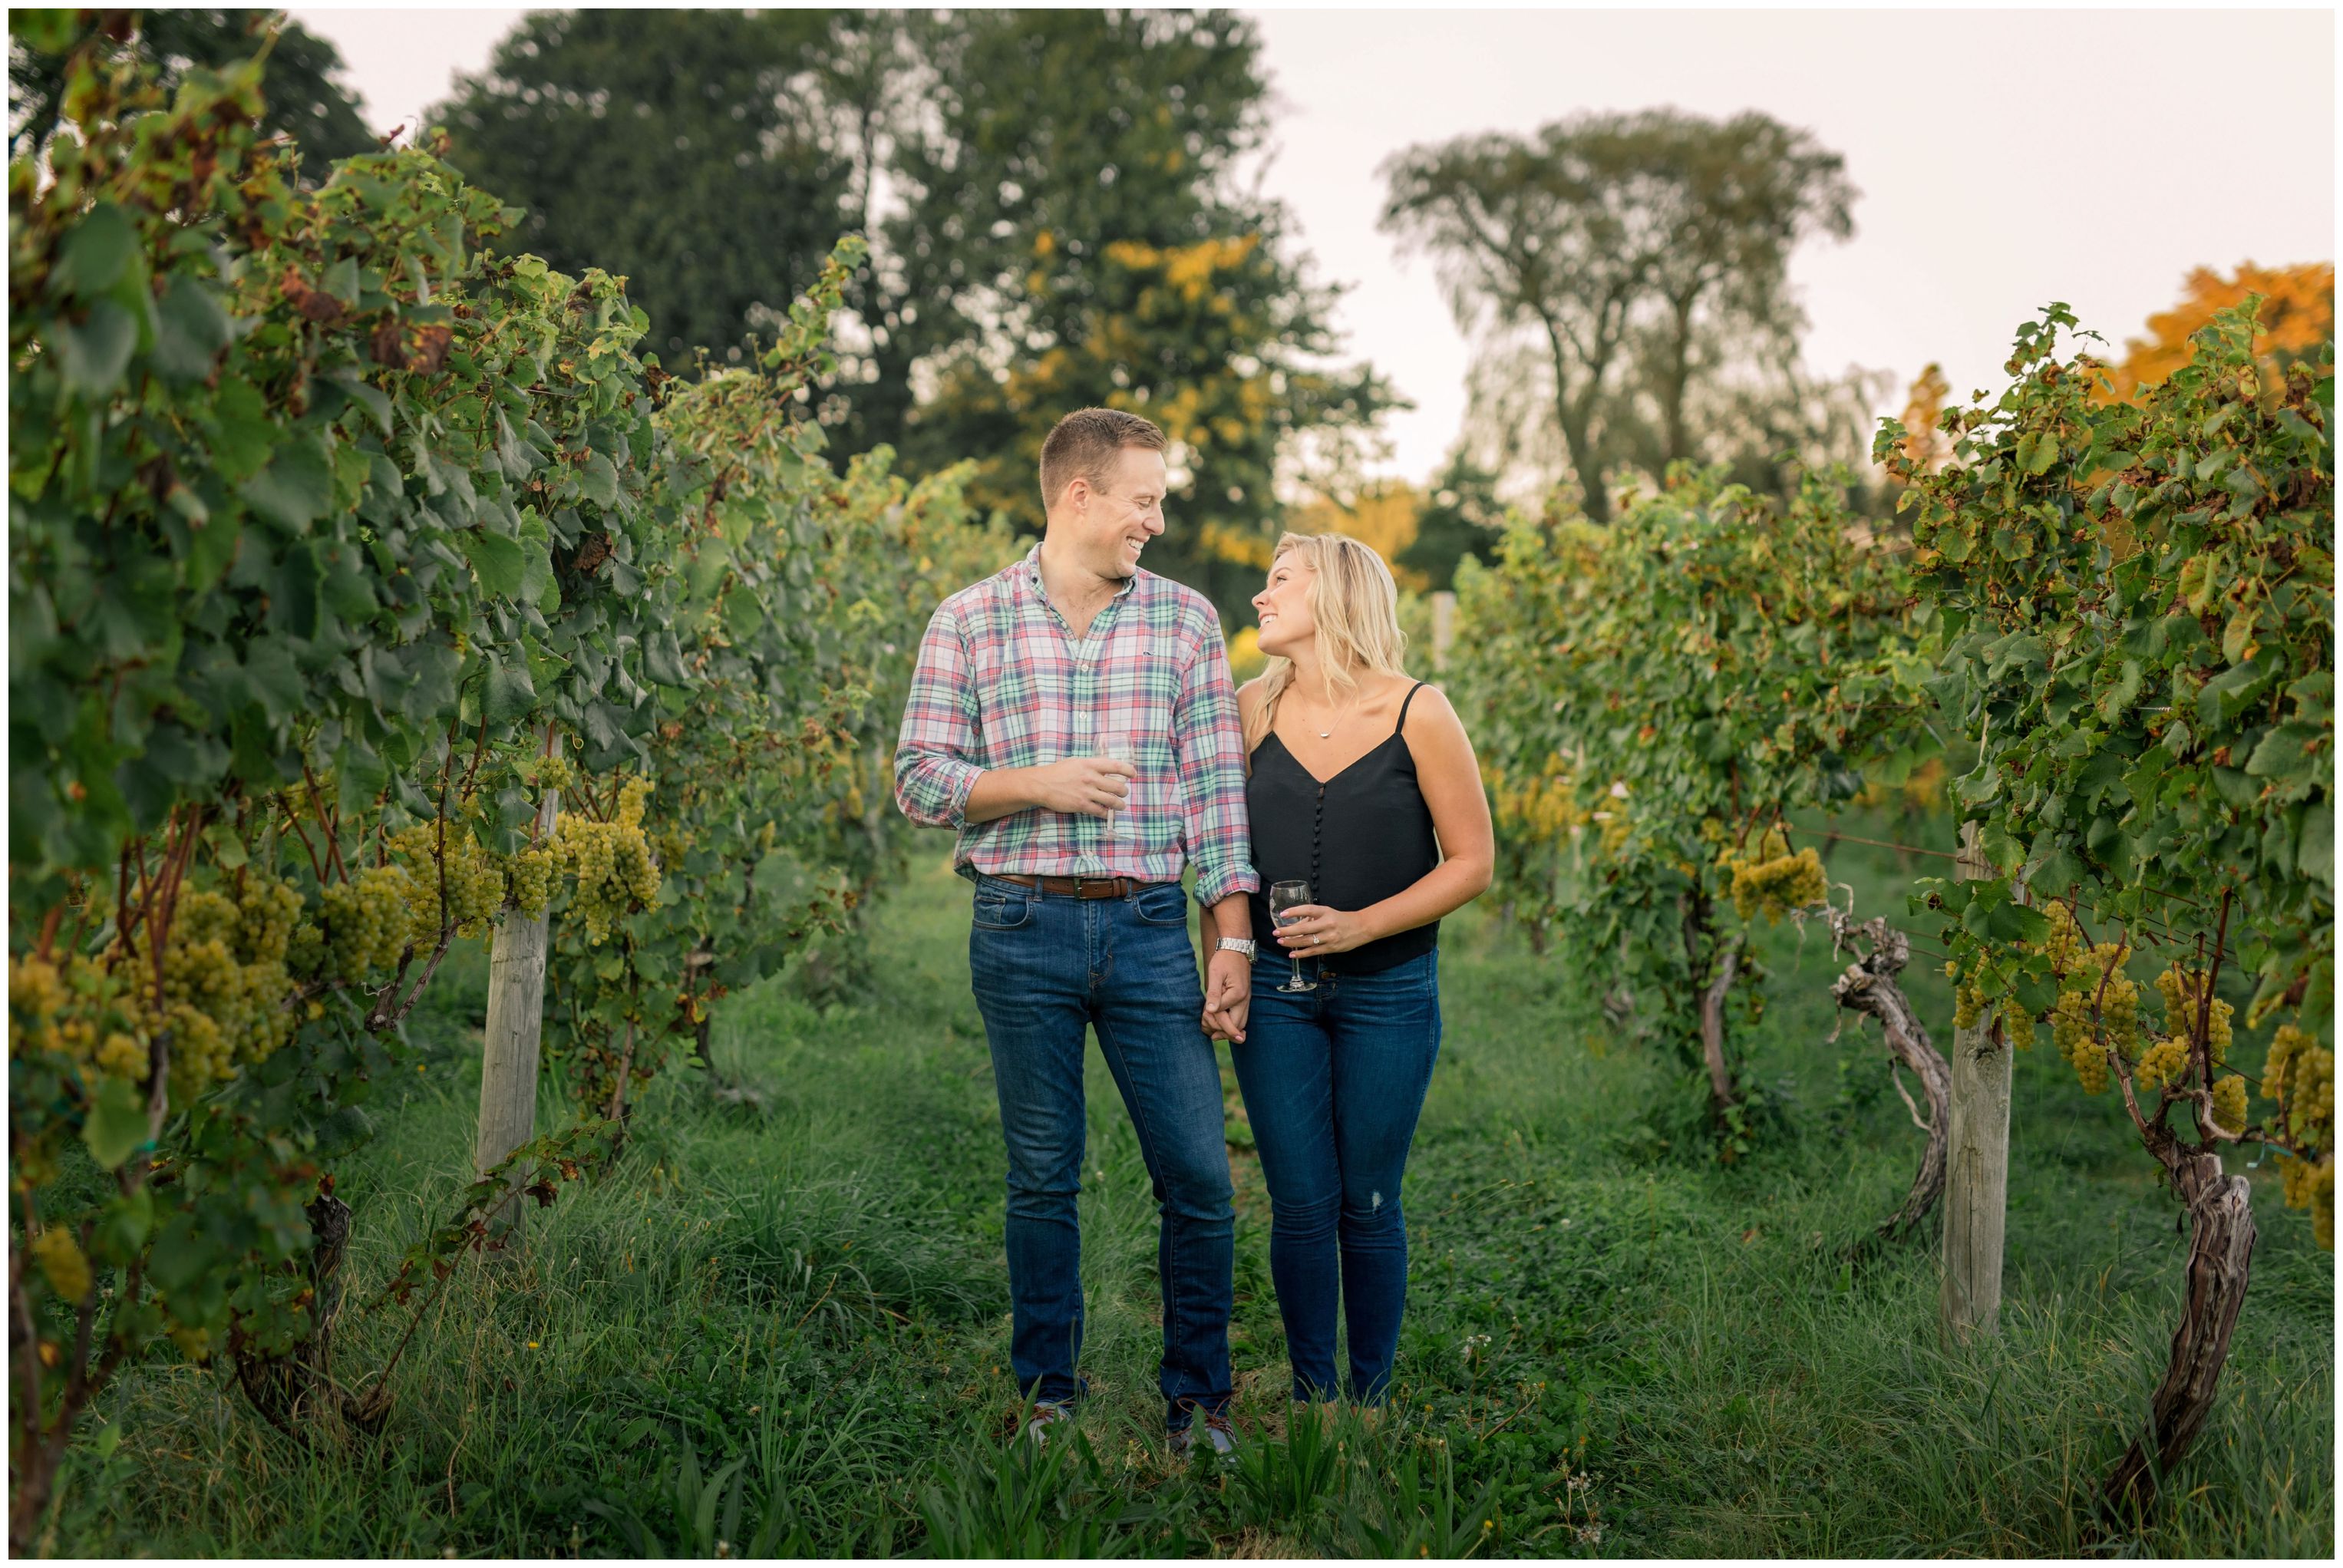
[2153,962,2234,1067]
[1717,830,1828,925]
[30,1226,91,1304]
[552,777,662,946]
[2133,1035,2190,1093]
[8,951,144,1086]
[320,863,422,979]
[2031,905,2140,1094]
[2263,1025,2335,1149]
[525,751,576,793]
[2209,1072,2249,1136]
[235,876,302,966]
[136,889,299,1088]
[508,842,556,918]
[386,823,507,940]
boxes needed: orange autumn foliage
[2098,261,2333,401]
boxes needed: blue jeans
[965,874,1235,1430]
[1231,949,1441,1404]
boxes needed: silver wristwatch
[1214,937,1257,959]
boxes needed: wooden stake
[474,731,560,1243]
[1941,820,2011,1339]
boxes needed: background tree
[870,8,1394,615]
[1394,450,1506,590]
[1381,109,1856,521]
[2098,260,2334,401]
[9,9,374,180]
[435,8,854,363]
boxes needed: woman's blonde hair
[1243,531,1411,755]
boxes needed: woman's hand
[1270,904,1374,956]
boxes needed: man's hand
[1027,755,1136,818]
[1203,948,1251,1043]
[968,754,1136,824]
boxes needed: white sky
[292,4,2336,485]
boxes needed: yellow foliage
[1285,483,1427,589]
[1898,363,1951,474]
[1227,626,1266,684]
[2098,261,2334,401]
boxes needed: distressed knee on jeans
[1341,1188,1404,1233]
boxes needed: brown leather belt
[992,873,1167,900]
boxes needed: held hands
[1202,949,1251,1044]
[1272,904,1372,957]
[1030,754,1136,818]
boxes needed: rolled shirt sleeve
[1172,609,1259,906]
[893,602,986,828]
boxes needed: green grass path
[43,830,2333,1556]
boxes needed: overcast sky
[292,4,2336,485]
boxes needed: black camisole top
[1246,682,1440,975]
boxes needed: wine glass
[1099,734,1135,839]
[1269,880,1317,993]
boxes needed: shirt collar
[1021,543,1140,606]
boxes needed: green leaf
[151,276,235,382]
[577,451,621,507]
[54,203,138,298]
[483,652,538,727]
[239,434,336,534]
[2016,431,2057,476]
[53,300,138,397]
[81,1074,150,1171]
[464,530,527,598]
[329,371,394,437]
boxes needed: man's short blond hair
[1038,408,1168,514]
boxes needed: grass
[38,811,2334,1556]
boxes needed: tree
[1381,110,1855,522]
[873,9,1394,615]
[1394,451,1506,591]
[435,9,855,363]
[9,9,375,180]
[2098,261,2334,402]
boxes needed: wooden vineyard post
[1940,820,2011,1339]
[474,731,560,1240]
[1431,589,1457,672]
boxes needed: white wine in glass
[1100,734,1135,839]
[1269,880,1316,993]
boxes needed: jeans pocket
[1128,882,1190,926]
[972,885,1035,931]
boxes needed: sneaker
[1170,1405,1237,1461]
[1024,1398,1076,1445]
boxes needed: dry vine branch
[1819,903,1952,1244]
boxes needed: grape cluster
[387,824,507,941]
[2209,1072,2249,1136]
[2279,1154,2334,1248]
[321,863,421,979]
[526,751,576,792]
[551,775,662,946]
[2133,1035,2190,1093]
[2035,905,2139,1095]
[2262,1025,2335,1148]
[1718,830,1827,925]
[134,888,299,1089]
[2153,963,2233,1066]
[31,1226,91,1304]
[508,843,556,917]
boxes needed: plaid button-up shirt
[893,546,1259,906]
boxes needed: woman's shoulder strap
[1395,680,1430,734]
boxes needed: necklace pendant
[1318,730,1331,738]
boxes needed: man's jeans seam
[1088,1007,1192,1418]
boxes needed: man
[894,407,1258,1461]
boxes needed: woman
[1202,533,1494,1408]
